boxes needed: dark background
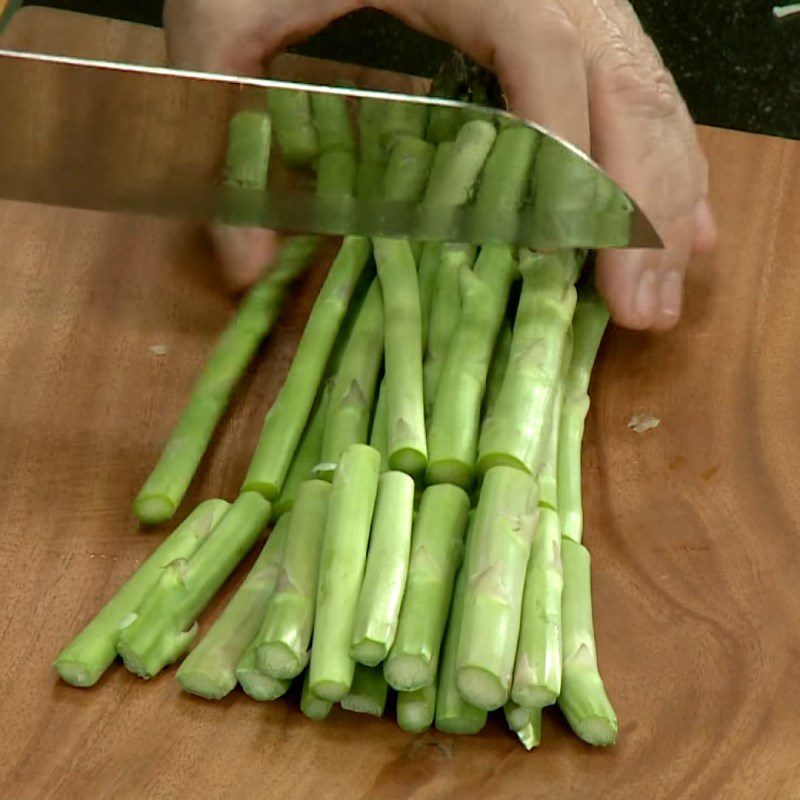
[18,0,800,140]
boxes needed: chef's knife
[0,47,661,250]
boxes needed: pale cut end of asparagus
[301,671,333,720]
[134,495,175,526]
[236,642,291,702]
[435,710,487,736]
[396,681,437,734]
[425,459,472,491]
[456,667,508,712]
[312,679,350,703]
[350,638,388,668]
[383,656,435,693]
[268,88,320,165]
[388,446,427,478]
[341,664,388,717]
[258,643,308,680]
[224,110,271,189]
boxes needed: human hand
[164,0,716,327]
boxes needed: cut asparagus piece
[511,506,563,708]
[456,467,538,711]
[380,102,429,148]
[477,250,579,476]
[268,88,319,165]
[483,318,512,419]
[311,93,356,153]
[176,513,290,699]
[356,98,387,200]
[300,670,334,719]
[256,480,331,680]
[373,237,427,477]
[309,444,381,702]
[236,639,291,701]
[316,149,357,198]
[223,110,271,189]
[426,245,517,488]
[559,289,609,544]
[559,539,617,746]
[423,245,475,420]
[435,513,487,735]
[272,384,330,519]
[317,280,384,478]
[53,499,229,687]
[369,379,389,472]
[255,480,331,679]
[417,241,443,349]
[382,135,435,203]
[341,664,389,717]
[504,702,543,750]
[396,681,437,734]
[242,236,372,499]
[117,492,271,678]
[384,484,469,692]
[350,470,415,666]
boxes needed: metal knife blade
[0,49,661,250]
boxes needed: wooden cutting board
[1,9,799,800]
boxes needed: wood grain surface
[1,9,799,800]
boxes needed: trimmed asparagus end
[434,713,487,735]
[388,447,427,478]
[312,679,350,703]
[301,672,334,719]
[559,664,618,746]
[350,638,388,668]
[456,666,508,711]
[53,660,96,688]
[512,685,558,709]
[257,642,306,681]
[341,665,388,717]
[396,683,436,733]
[475,452,530,476]
[177,668,234,700]
[133,494,175,526]
[425,459,472,491]
[383,655,434,693]
[117,620,197,679]
[241,479,280,502]
[237,669,290,702]
[341,695,383,716]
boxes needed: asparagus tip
[133,494,176,526]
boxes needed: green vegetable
[341,664,388,717]
[236,641,291,702]
[311,93,356,153]
[268,88,319,166]
[223,110,271,189]
[301,670,333,719]
[504,701,542,750]
[396,682,437,734]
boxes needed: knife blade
[0,48,661,250]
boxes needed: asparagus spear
[381,135,435,203]
[301,670,333,719]
[242,236,371,499]
[435,513,487,735]
[317,280,384,478]
[559,289,609,544]
[369,379,389,472]
[417,239,443,349]
[255,479,331,679]
[483,318,512,419]
[117,492,272,678]
[222,110,271,189]
[309,444,381,701]
[176,512,290,699]
[341,664,389,717]
[53,499,229,687]
[350,470,415,666]
[268,88,319,166]
[558,539,617,746]
[477,250,579,476]
[311,93,356,153]
[456,467,538,711]
[504,702,543,750]
[511,506,563,708]
[396,681,437,734]
[373,237,427,477]
[426,245,517,488]
[272,384,330,519]
[316,149,357,198]
[236,640,291,701]
[384,484,469,692]
[422,244,475,419]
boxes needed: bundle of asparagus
[55,57,618,751]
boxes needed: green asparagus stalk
[456,467,538,711]
[369,379,389,472]
[504,702,542,750]
[311,93,356,153]
[356,98,387,200]
[477,250,578,476]
[309,444,381,702]
[242,236,371,499]
[434,513,487,735]
[268,88,319,166]
[384,484,469,692]
[422,244,475,420]
[341,664,389,717]
[558,539,617,746]
[417,240,443,349]
[316,149,357,198]
[558,289,609,544]
[511,506,563,708]
[117,492,272,678]
[53,499,229,687]
[382,135,435,203]
[255,480,331,679]
[272,384,330,519]
[301,670,334,719]
[350,470,415,666]
[380,102,429,148]
[317,280,384,478]
[426,245,517,488]
[396,681,437,733]
[373,237,427,476]
[223,110,271,189]
[236,640,291,701]
[483,318,512,419]
[176,513,290,699]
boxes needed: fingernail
[634,269,659,323]
[659,270,683,318]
